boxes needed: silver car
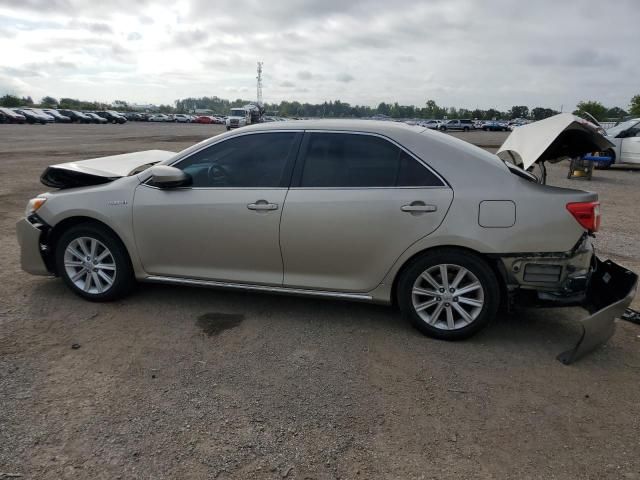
[16,120,637,362]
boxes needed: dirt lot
[1,123,639,479]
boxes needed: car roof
[170,118,509,189]
[240,119,427,136]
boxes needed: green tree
[509,105,529,119]
[485,108,501,120]
[40,96,58,108]
[606,106,627,120]
[531,107,558,121]
[573,100,607,121]
[0,94,21,107]
[629,95,640,116]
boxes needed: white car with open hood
[16,119,637,364]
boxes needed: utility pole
[256,62,263,106]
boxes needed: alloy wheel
[64,236,117,294]
[411,263,485,330]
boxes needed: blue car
[482,121,509,132]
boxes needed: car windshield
[230,109,245,116]
[606,119,640,137]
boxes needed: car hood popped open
[40,150,176,189]
[497,113,614,170]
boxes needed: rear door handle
[247,200,279,211]
[401,203,437,213]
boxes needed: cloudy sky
[0,0,638,110]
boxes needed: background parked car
[41,109,71,123]
[20,108,55,123]
[482,121,509,132]
[599,118,640,168]
[423,119,442,130]
[194,115,215,124]
[58,109,93,123]
[148,114,172,122]
[84,112,108,124]
[0,107,26,124]
[439,119,474,131]
[14,108,47,124]
[173,114,191,123]
[95,111,127,124]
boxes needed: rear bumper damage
[498,236,638,363]
[557,258,637,364]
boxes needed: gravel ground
[1,123,639,479]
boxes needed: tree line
[2,93,639,121]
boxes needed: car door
[620,123,640,164]
[133,131,302,284]
[279,132,453,292]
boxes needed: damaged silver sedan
[16,118,637,363]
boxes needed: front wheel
[397,249,499,340]
[55,224,135,301]
[594,150,615,169]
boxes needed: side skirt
[143,275,374,302]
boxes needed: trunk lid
[497,113,614,170]
[40,150,175,189]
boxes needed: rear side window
[299,133,444,188]
[301,133,398,187]
[397,151,443,186]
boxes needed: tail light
[566,201,600,232]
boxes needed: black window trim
[289,130,449,189]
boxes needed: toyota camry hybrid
[16,118,637,363]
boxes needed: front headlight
[25,196,47,217]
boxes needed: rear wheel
[398,249,499,340]
[55,224,135,301]
[463,126,469,132]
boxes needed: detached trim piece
[41,166,117,189]
[144,275,373,301]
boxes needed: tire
[594,150,615,169]
[55,223,135,302]
[463,127,469,132]
[397,249,499,340]
[440,126,447,131]
[226,126,231,131]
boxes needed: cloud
[0,0,637,110]
[297,70,313,80]
[336,73,354,83]
[68,19,113,34]
[171,29,208,47]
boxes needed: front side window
[299,133,444,188]
[176,132,298,188]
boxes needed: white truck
[225,104,263,130]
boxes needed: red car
[194,115,215,124]
[0,107,26,124]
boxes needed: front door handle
[401,202,437,213]
[247,200,279,211]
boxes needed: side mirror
[148,165,191,188]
